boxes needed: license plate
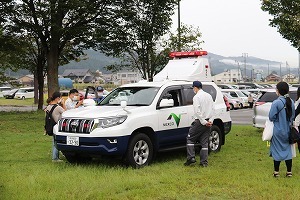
[67,136,79,146]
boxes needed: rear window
[258,91,297,102]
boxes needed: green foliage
[1,113,300,199]
[261,0,300,50]
[164,23,204,52]
[100,0,178,81]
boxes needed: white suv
[54,51,232,167]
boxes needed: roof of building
[62,69,90,77]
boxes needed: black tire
[21,96,25,100]
[64,153,91,163]
[229,103,234,110]
[125,133,153,168]
[209,125,222,153]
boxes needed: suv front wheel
[209,125,222,152]
[125,133,153,168]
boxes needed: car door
[156,86,189,148]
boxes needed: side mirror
[163,93,172,99]
[121,100,127,108]
[83,99,96,107]
[159,99,174,108]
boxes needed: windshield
[236,91,247,97]
[18,89,26,93]
[100,87,159,106]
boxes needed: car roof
[260,87,298,93]
[122,80,216,88]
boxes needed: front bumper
[55,134,130,156]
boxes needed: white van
[15,87,34,100]
[0,86,12,98]
[54,51,232,167]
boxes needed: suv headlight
[97,116,127,128]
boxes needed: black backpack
[44,104,58,136]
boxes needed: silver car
[253,88,297,128]
[222,92,241,110]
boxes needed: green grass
[1,112,300,199]
[0,97,37,106]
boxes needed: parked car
[222,92,241,110]
[0,86,11,98]
[253,88,297,128]
[217,84,235,89]
[237,82,264,89]
[54,50,232,168]
[221,89,249,108]
[15,87,34,100]
[3,89,18,99]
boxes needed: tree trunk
[47,49,59,97]
[33,71,38,104]
[37,62,45,110]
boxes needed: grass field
[1,112,300,199]
[0,97,37,106]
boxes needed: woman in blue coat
[269,81,295,177]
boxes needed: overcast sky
[171,0,299,67]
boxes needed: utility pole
[280,63,282,81]
[235,60,241,82]
[177,0,181,51]
[267,63,269,76]
[242,53,248,81]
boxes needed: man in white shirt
[184,81,215,167]
[65,89,83,110]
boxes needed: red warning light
[169,51,208,58]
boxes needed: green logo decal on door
[167,113,181,127]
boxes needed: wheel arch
[130,127,157,151]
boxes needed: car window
[230,92,238,98]
[258,91,297,102]
[183,85,216,105]
[158,88,182,107]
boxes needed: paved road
[230,108,253,125]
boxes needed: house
[114,71,143,85]
[62,69,94,83]
[213,69,242,83]
[282,73,298,83]
[265,73,281,82]
[18,75,34,86]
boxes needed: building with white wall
[213,69,242,83]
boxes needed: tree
[1,0,116,97]
[105,22,204,79]
[261,0,300,51]
[100,0,178,81]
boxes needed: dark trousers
[274,159,292,172]
[186,119,210,165]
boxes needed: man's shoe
[200,163,208,167]
[184,158,196,166]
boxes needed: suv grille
[58,118,95,134]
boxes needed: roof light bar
[169,50,208,58]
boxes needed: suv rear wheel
[125,133,153,168]
[209,125,222,152]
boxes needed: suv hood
[62,106,136,119]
